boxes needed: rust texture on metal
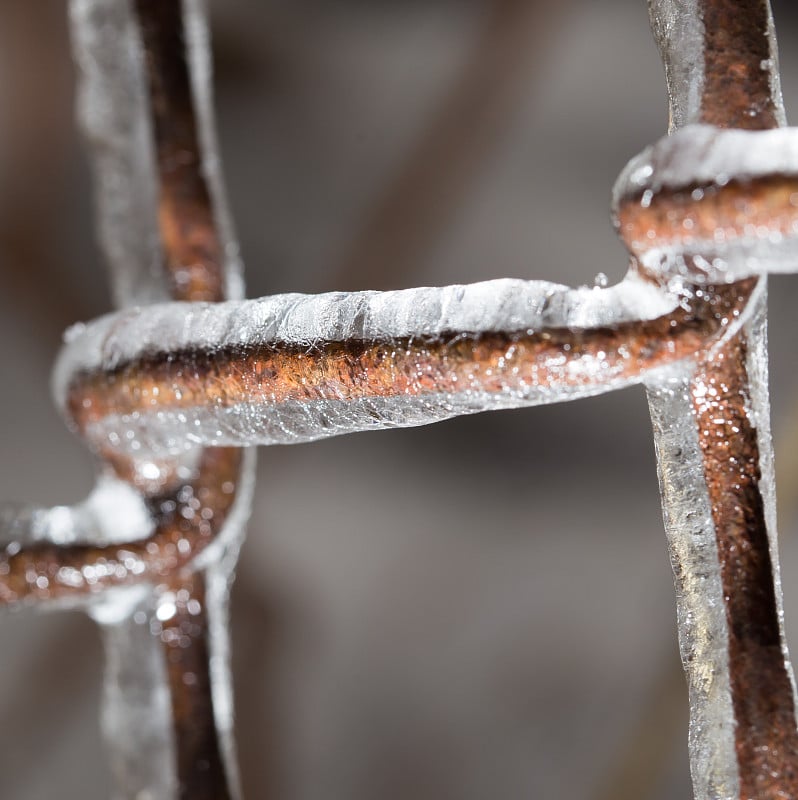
[133,1,238,795]
[0,446,241,604]
[134,0,225,303]
[63,287,749,443]
[617,174,798,259]
[688,1,796,795]
[159,573,232,800]
[700,0,777,130]
[692,336,798,798]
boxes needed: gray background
[3,1,798,797]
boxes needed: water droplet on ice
[630,163,654,185]
[139,462,161,481]
[156,599,177,622]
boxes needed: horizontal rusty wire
[57,282,750,453]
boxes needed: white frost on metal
[55,273,675,387]
[0,476,152,547]
[614,125,798,284]
[617,125,798,197]
[52,273,688,454]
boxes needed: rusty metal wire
[4,0,798,798]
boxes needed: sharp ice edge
[647,0,705,131]
[68,0,168,309]
[615,126,798,199]
[54,272,675,394]
[0,477,152,547]
[91,590,178,800]
[646,368,739,800]
[639,240,798,287]
[743,285,798,726]
[766,2,789,128]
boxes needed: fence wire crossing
[4,0,798,798]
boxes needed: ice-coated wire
[648,0,785,131]
[4,0,798,798]
[614,125,798,284]
[52,276,753,456]
[42,1,254,798]
[644,1,798,798]
[69,0,168,307]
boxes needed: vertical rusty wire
[133,1,243,796]
[691,3,798,795]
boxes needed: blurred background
[3,1,798,797]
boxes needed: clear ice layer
[54,274,684,455]
[646,366,739,800]
[614,125,798,284]
[69,0,168,308]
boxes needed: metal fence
[3,1,798,798]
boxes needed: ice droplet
[64,321,87,344]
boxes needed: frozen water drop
[64,321,87,344]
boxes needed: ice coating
[646,369,738,799]
[614,125,798,284]
[55,274,675,386]
[52,274,755,456]
[617,126,798,195]
[182,0,245,303]
[640,0,798,797]
[69,0,168,307]
[644,286,798,800]
[0,477,152,548]
[5,0,798,797]
[61,0,255,797]
[92,592,178,800]
[647,0,706,131]
[648,0,784,131]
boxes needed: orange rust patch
[616,176,798,259]
[65,283,752,444]
[692,334,798,799]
